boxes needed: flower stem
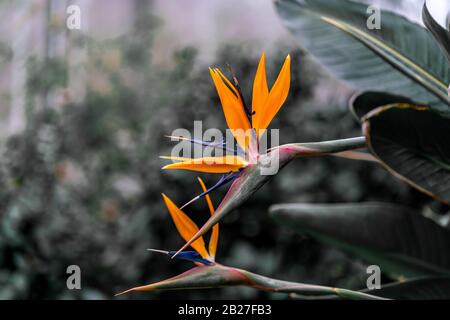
[238,268,388,300]
[277,136,367,160]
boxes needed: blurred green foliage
[0,12,429,299]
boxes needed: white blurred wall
[152,0,291,66]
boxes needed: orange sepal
[161,194,210,259]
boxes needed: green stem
[277,136,367,160]
[239,268,388,300]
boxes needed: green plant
[270,0,450,298]
[119,0,450,299]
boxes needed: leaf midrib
[317,14,450,104]
[320,16,447,91]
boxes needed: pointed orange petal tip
[252,52,269,131]
[259,52,266,64]
[255,53,291,133]
[160,155,190,161]
[209,67,219,78]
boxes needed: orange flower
[161,53,291,174]
[155,177,219,264]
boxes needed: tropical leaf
[291,277,450,300]
[270,202,450,278]
[422,2,450,66]
[349,91,413,122]
[274,0,450,114]
[117,263,386,299]
[363,104,450,204]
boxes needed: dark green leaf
[349,91,413,122]
[422,2,450,66]
[275,0,450,114]
[270,202,450,278]
[363,104,450,204]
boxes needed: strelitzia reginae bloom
[161,54,369,258]
[116,178,384,300]
[160,53,291,212]
[116,177,220,295]
[159,177,219,265]
[161,53,290,174]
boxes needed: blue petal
[180,171,241,210]
[168,251,213,265]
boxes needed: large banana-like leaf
[423,3,450,67]
[270,202,450,279]
[363,104,450,204]
[348,95,450,204]
[275,0,450,114]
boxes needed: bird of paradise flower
[162,53,290,175]
[116,178,384,299]
[160,53,371,259]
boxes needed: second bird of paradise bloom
[116,177,220,295]
[161,53,291,176]
[117,178,386,300]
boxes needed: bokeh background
[0,0,448,299]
